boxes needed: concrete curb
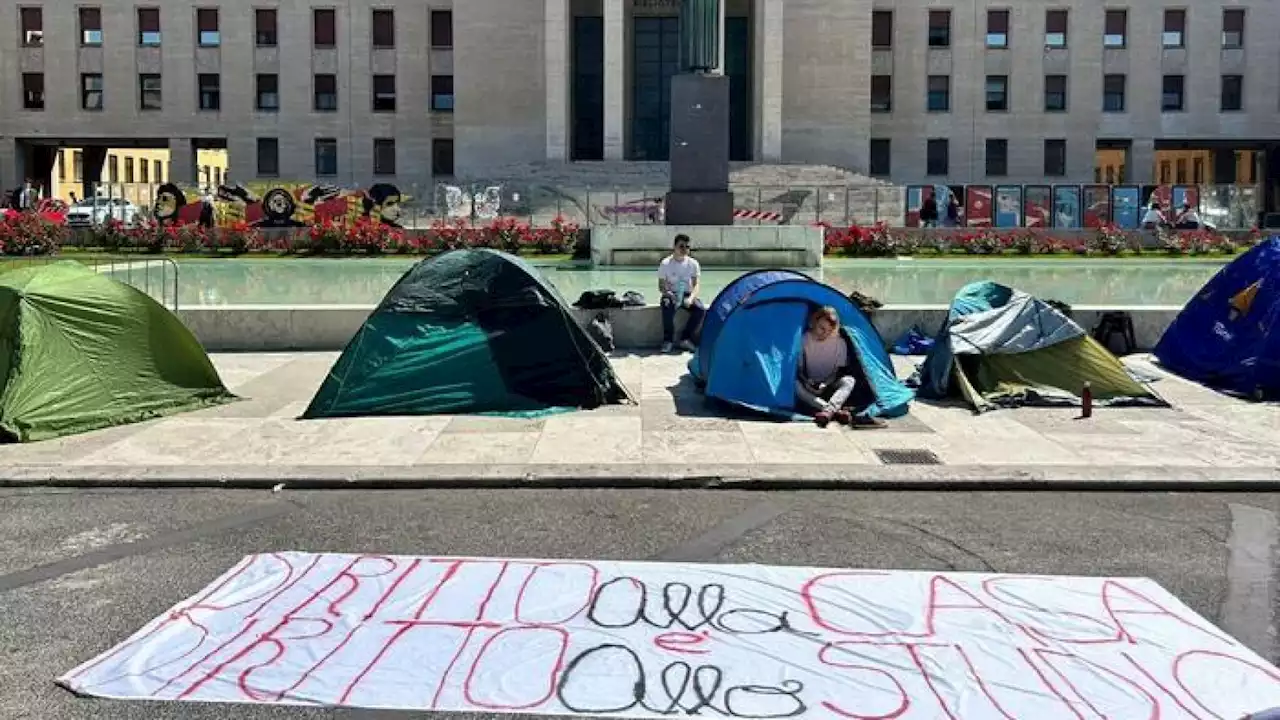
[2,463,1279,491]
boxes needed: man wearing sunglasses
[658,234,705,353]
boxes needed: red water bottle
[1081,381,1093,418]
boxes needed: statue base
[664,190,735,226]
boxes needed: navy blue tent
[1154,237,1280,399]
[689,271,912,418]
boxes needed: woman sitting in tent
[797,306,885,429]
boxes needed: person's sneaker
[813,411,833,428]
[679,339,696,352]
[661,342,673,353]
[834,409,852,425]
[851,414,888,429]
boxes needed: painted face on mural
[154,191,178,219]
[378,194,403,223]
[265,191,292,216]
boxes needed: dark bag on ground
[587,312,616,352]
[621,290,646,307]
[574,290,624,310]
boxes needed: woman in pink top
[796,307,884,429]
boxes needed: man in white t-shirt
[657,233,705,353]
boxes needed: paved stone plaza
[1,352,1277,485]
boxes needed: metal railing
[57,180,1264,231]
[11,254,180,311]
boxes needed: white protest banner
[61,553,1280,717]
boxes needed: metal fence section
[64,180,1264,231]
[11,254,181,311]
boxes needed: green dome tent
[917,281,1163,413]
[303,249,632,418]
[0,261,234,442]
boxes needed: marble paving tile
[908,409,1083,464]
[209,353,303,390]
[739,423,878,464]
[531,416,642,464]
[0,421,154,465]
[419,432,540,464]
[204,417,450,466]
[74,419,259,465]
[443,416,546,433]
[1011,408,1141,436]
[643,431,752,464]
[1048,434,1209,467]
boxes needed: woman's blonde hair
[809,306,840,329]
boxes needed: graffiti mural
[153,182,408,228]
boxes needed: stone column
[603,0,625,160]
[1129,138,1156,184]
[0,139,19,192]
[168,138,198,185]
[545,0,571,161]
[716,0,727,75]
[753,0,782,161]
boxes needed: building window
[1192,157,1203,184]
[197,8,219,46]
[255,9,277,46]
[140,159,149,183]
[215,167,222,186]
[21,7,43,47]
[1045,10,1068,48]
[139,74,162,110]
[869,139,891,177]
[372,74,396,112]
[1176,158,1187,184]
[74,152,85,182]
[374,139,396,175]
[926,75,950,112]
[430,10,453,48]
[1162,74,1184,111]
[1160,161,1171,184]
[256,74,279,111]
[314,74,338,111]
[22,73,44,110]
[986,76,1008,111]
[57,152,65,181]
[80,8,103,46]
[314,138,338,177]
[432,138,454,176]
[927,10,951,47]
[1104,10,1126,48]
[154,160,163,182]
[870,75,892,113]
[198,73,220,110]
[431,75,454,111]
[1103,74,1126,112]
[985,139,1008,177]
[1221,75,1243,112]
[81,74,104,111]
[108,156,118,183]
[138,8,161,45]
[1044,139,1067,176]
[1222,9,1244,49]
[986,10,1009,48]
[257,138,279,176]
[1044,75,1067,111]
[1163,10,1185,48]
[314,9,336,48]
[871,11,892,49]
[372,9,395,48]
[125,158,135,184]
[926,139,949,176]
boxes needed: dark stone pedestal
[666,73,733,225]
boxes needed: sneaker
[851,414,888,429]
[679,339,697,352]
[661,342,673,353]
[834,409,852,425]
[814,411,833,428]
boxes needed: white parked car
[65,197,141,229]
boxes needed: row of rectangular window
[873,73,1244,114]
[254,137,457,177]
[875,8,1245,50]
[17,7,454,50]
[57,152,168,184]
[19,72,456,113]
[867,138,1070,178]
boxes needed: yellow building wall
[1094,148,1257,186]
[50,148,230,206]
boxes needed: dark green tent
[303,249,633,418]
[0,261,234,442]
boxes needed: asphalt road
[1,487,1277,719]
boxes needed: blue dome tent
[689,271,912,418]
[1154,237,1280,399]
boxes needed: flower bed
[820,222,1258,258]
[3,215,583,258]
